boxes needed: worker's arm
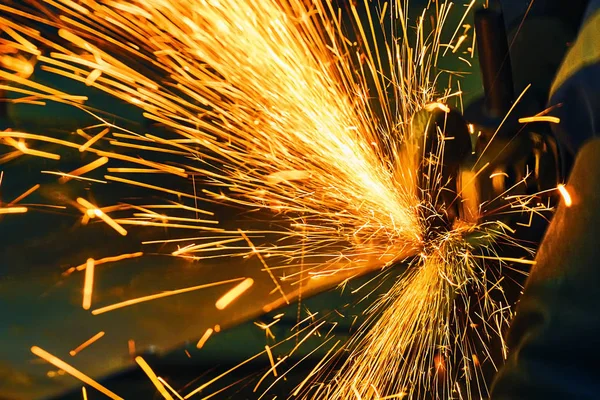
[491,138,600,399]
[491,3,600,398]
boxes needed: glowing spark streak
[215,278,254,310]
[196,328,213,349]
[557,184,572,207]
[459,56,472,67]
[0,150,22,164]
[0,131,80,149]
[145,203,213,216]
[70,252,144,273]
[79,128,109,152]
[113,219,223,231]
[424,102,450,113]
[58,29,92,51]
[143,236,232,245]
[253,356,289,392]
[82,258,95,310]
[443,0,476,56]
[518,116,560,124]
[109,140,188,156]
[132,213,217,225]
[105,175,194,197]
[69,331,105,356]
[452,34,467,53]
[30,346,123,400]
[59,156,109,183]
[239,230,289,305]
[128,340,136,357]
[81,387,88,400]
[266,170,310,184]
[158,377,184,400]
[135,357,174,400]
[96,147,188,177]
[0,70,83,102]
[292,339,340,396]
[85,69,102,86]
[471,255,537,265]
[264,345,277,377]
[475,84,531,167]
[184,348,269,399]
[254,320,278,340]
[0,206,27,214]
[289,321,326,357]
[4,137,60,160]
[8,183,39,205]
[76,197,128,236]
[42,171,107,183]
[172,238,243,256]
[76,129,92,140]
[106,168,166,173]
[0,24,37,53]
[257,337,336,400]
[91,277,245,315]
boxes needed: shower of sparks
[0,0,552,399]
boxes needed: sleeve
[490,139,600,400]
[491,3,600,399]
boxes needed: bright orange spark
[59,156,109,183]
[79,128,109,152]
[215,277,254,310]
[158,377,184,400]
[4,137,60,160]
[557,184,572,207]
[135,356,174,400]
[76,197,127,236]
[8,183,40,205]
[65,251,143,275]
[128,339,136,357]
[91,278,245,315]
[0,206,27,214]
[69,331,105,356]
[30,346,123,400]
[82,258,95,310]
[518,116,561,124]
[265,345,277,377]
[196,328,213,349]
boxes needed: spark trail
[0,0,545,399]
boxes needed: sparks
[82,258,95,310]
[31,346,123,400]
[215,277,255,311]
[0,1,552,399]
[557,184,573,207]
[70,331,105,356]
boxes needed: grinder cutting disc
[411,104,472,238]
